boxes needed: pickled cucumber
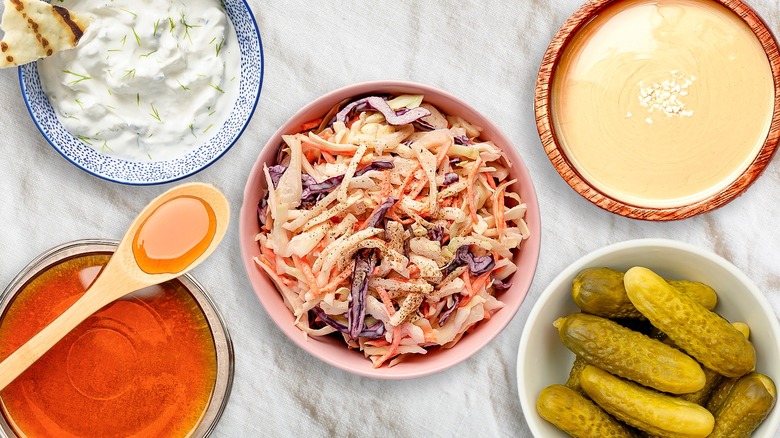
[623,267,755,378]
[708,373,777,438]
[678,366,722,406]
[554,313,705,394]
[707,377,738,414]
[572,267,717,319]
[536,384,638,438]
[564,356,588,394]
[580,365,714,438]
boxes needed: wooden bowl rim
[534,0,780,221]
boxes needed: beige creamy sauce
[551,0,774,208]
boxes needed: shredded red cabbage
[427,225,445,243]
[268,165,287,188]
[348,249,379,339]
[300,161,394,207]
[311,306,386,339]
[364,196,397,229]
[491,278,512,290]
[439,294,461,324]
[335,96,431,126]
[442,245,495,277]
[257,198,268,227]
[454,135,472,145]
[442,172,459,186]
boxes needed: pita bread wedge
[0,0,89,68]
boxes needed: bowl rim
[516,237,780,437]
[534,0,780,221]
[0,239,234,437]
[18,0,264,186]
[239,79,542,379]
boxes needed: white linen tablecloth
[1,0,779,436]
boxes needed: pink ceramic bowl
[239,81,541,378]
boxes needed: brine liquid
[0,254,217,437]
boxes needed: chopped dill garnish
[77,135,94,145]
[132,27,141,46]
[209,83,224,94]
[123,69,136,79]
[149,103,161,122]
[180,11,201,42]
[203,123,214,133]
[75,99,84,110]
[153,19,161,35]
[177,80,190,91]
[121,35,127,47]
[101,140,113,154]
[106,105,117,110]
[208,110,216,117]
[168,17,176,34]
[106,88,113,96]
[119,8,137,18]
[63,70,91,85]
[189,123,196,137]
[215,37,225,56]
[140,50,158,58]
[136,93,140,106]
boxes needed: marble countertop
[1,0,779,436]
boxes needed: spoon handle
[0,271,138,391]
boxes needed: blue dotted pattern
[18,0,264,185]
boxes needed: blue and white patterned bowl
[19,0,263,185]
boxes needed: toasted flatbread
[0,0,89,68]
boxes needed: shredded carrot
[435,136,455,166]
[293,255,320,295]
[376,286,395,317]
[381,171,392,198]
[261,246,276,266]
[319,130,333,141]
[300,118,323,132]
[472,272,490,296]
[485,173,497,190]
[421,323,437,343]
[407,174,429,199]
[386,210,415,225]
[408,264,421,278]
[320,265,354,295]
[493,180,511,238]
[321,151,336,164]
[462,270,474,297]
[466,158,483,224]
[374,323,404,368]
[301,139,356,156]
[396,164,422,197]
[365,338,390,348]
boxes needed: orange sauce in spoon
[132,196,217,274]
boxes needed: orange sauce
[133,196,216,274]
[0,254,217,437]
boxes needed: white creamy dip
[39,0,240,161]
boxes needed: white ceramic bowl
[19,0,263,185]
[517,238,780,437]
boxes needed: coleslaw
[254,94,530,368]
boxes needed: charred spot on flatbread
[0,0,90,68]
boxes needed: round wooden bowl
[535,0,780,221]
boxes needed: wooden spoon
[0,182,229,391]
